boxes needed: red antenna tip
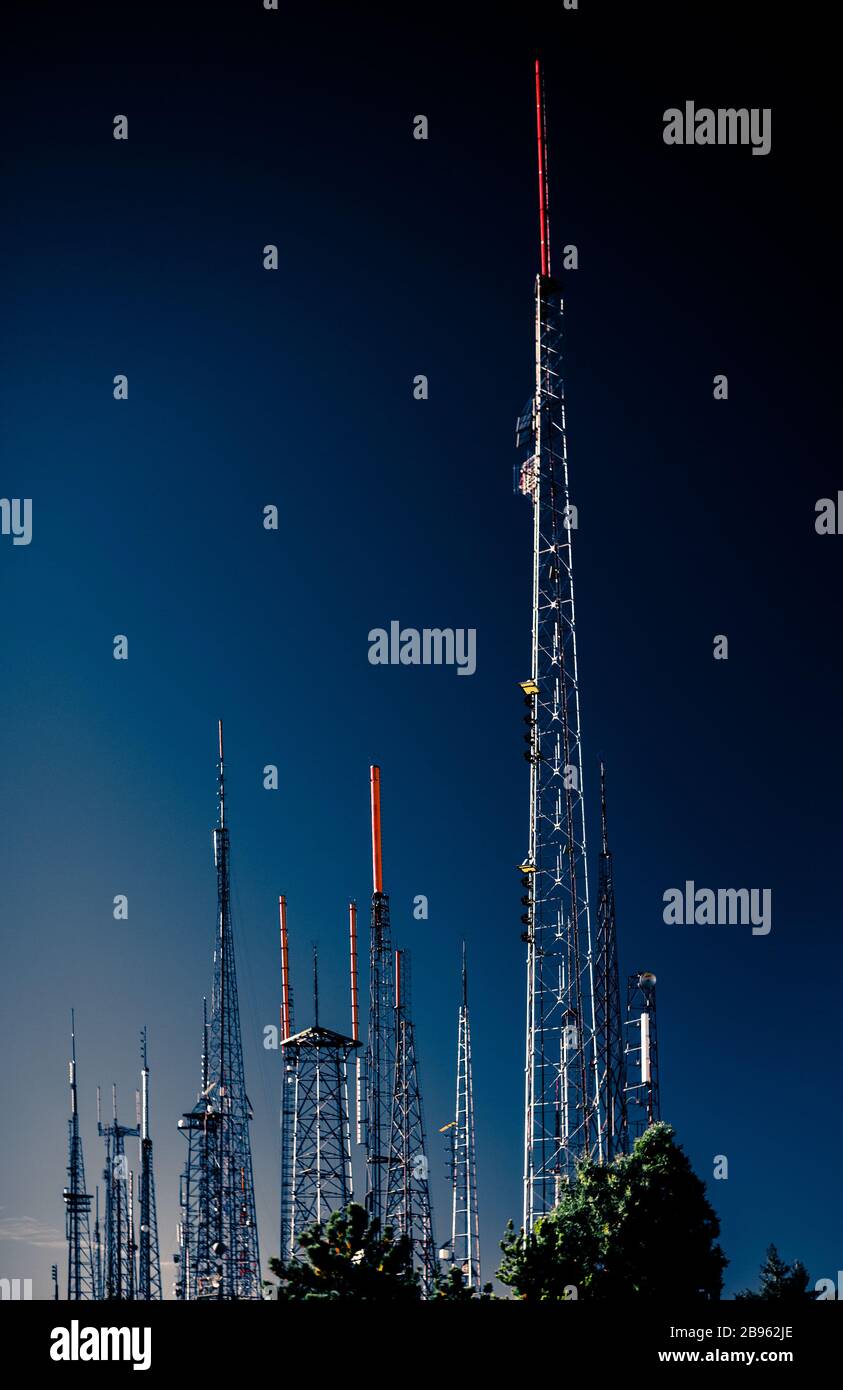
[535,58,551,277]
[370,765,384,895]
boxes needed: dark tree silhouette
[735,1245,817,1302]
[269,1202,421,1302]
[499,1122,727,1300]
[430,1266,494,1301]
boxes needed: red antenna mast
[370,765,384,895]
[535,57,551,277]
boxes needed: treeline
[266,1123,824,1301]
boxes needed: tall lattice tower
[137,1029,162,1299]
[176,723,261,1299]
[278,895,296,1262]
[97,1084,139,1300]
[93,1188,103,1300]
[62,1012,95,1300]
[279,922,358,1260]
[594,764,627,1161]
[363,765,396,1227]
[517,59,602,1229]
[176,1000,216,1299]
[385,949,437,1293]
[624,972,661,1139]
[449,945,481,1287]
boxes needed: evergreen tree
[498,1123,727,1300]
[269,1203,422,1302]
[499,1171,607,1300]
[610,1123,727,1299]
[735,1245,816,1302]
[430,1266,494,1301]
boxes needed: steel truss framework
[624,972,661,1139]
[283,1025,357,1255]
[594,764,628,1162]
[137,1030,161,1300]
[177,725,261,1299]
[364,769,396,1228]
[385,951,436,1293]
[280,900,360,1262]
[98,1086,139,1301]
[63,1014,96,1300]
[519,61,602,1230]
[450,948,481,1287]
[365,890,395,1225]
[519,270,602,1224]
[279,897,296,1263]
[176,1009,220,1301]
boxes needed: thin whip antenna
[217,719,225,829]
[535,56,551,277]
[70,1009,78,1116]
[279,896,291,1041]
[349,901,359,1042]
[140,1027,149,1142]
[201,996,209,1094]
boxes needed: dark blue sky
[1,3,839,1297]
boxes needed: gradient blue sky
[1,4,839,1298]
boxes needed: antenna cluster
[278,766,440,1291]
[60,1016,161,1301]
[57,61,664,1304]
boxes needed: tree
[499,1172,608,1300]
[430,1266,495,1301]
[734,1245,817,1302]
[268,1203,422,1301]
[498,1122,727,1300]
